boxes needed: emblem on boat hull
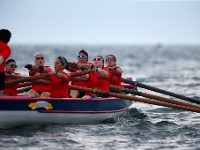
[28,101,53,110]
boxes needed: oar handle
[122,78,200,105]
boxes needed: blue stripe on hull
[0,97,132,112]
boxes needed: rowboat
[0,95,133,129]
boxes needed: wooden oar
[18,79,50,88]
[122,78,200,105]
[70,85,200,113]
[5,73,49,86]
[18,82,32,88]
[110,85,200,110]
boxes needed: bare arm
[71,74,89,81]
[56,72,69,82]
[0,56,4,65]
[96,68,109,78]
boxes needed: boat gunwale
[0,96,121,101]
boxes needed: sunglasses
[106,58,114,61]
[93,57,102,61]
[10,64,17,68]
[35,57,44,60]
[77,55,87,59]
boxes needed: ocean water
[1,44,200,150]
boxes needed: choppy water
[1,44,200,150]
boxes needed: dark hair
[5,59,15,64]
[58,56,68,70]
[0,29,11,44]
[79,49,88,58]
[106,54,116,61]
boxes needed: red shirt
[3,73,21,96]
[49,72,71,98]
[105,66,122,86]
[29,66,51,92]
[86,68,110,96]
[70,62,91,88]
[0,41,11,72]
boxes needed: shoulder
[115,66,122,69]
[103,67,109,71]
[115,66,122,72]
[0,41,10,50]
[0,41,11,56]
[0,41,7,47]
[44,66,52,70]
[102,67,109,73]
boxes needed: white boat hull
[0,96,132,129]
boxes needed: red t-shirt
[70,62,91,88]
[105,66,122,86]
[0,41,11,72]
[3,73,21,96]
[29,66,51,92]
[86,68,110,96]
[49,72,71,98]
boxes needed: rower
[3,59,22,96]
[69,49,91,98]
[39,56,71,98]
[105,54,123,87]
[0,29,12,94]
[82,55,110,98]
[25,52,52,98]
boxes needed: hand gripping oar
[110,85,200,110]
[122,78,200,105]
[17,86,32,93]
[69,85,200,113]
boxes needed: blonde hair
[34,52,44,58]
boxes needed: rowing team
[3,50,126,98]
